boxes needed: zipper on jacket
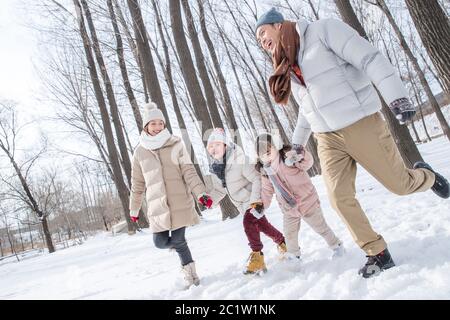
[223,171,241,205]
[156,148,172,229]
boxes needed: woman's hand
[198,194,213,209]
[130,210,140,223]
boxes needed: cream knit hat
[142,101,165,127]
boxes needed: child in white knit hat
[129,101,213,289]
[205,128,286,275]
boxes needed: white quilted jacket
[291,18,408,145]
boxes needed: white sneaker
[283,251,302,272]
[181,262,200,289]
[285,251,301,261]
[331,242,345,259]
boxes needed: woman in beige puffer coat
[129,102,212,289]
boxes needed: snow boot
[331,242,345,259]
[285,250,301,260]
[244,251,267,275]
[413,162,449,199]
[358,248,395,278]
[181,262,200,289]
[277,242,287,260]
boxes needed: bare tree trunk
[219,1,289,142]
[242,71,269,130]
[210,7,257,132]
[307,0,320,20]
[181,0,223,129]
[169,0,213,137]
[418,51,445,92]
[0,147,56,252]
[4,220,19,261]
[28,218,34,249]
[210,0,286,138]
[149,0,204,219]
[17,222,24,252]
[170,0,240,220]
[77,168,92,227]
[73,0,135,234]
[41,216,55,253]
[268,105,290,144]
[126,0,172,131]
[225,34,288,140]
[150,0,204,182]
[118,111,134,154]
[112,0,149,103]
[407,57,433,142]
[412,80,433,142]
[82,110,115,179]
[37,222,44,249]
[107,0,143,133]
[410,117,421,143]
[419,105,432,142]
[196,0,243,140]
[405,0,450,95]
[81,0,134,187]
[334,0,423,168]
[375,0,450,141]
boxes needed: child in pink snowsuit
[256,133,344,259]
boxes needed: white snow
[409,105,450,142]
[1,137,450,300]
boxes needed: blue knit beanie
[255,7,284,32]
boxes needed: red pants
[243,210,285,252]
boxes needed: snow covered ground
[409,105,450,141]
[1,137,450,300]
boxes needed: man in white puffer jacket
[255,8,449,278]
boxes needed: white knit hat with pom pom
[142,101,166,127]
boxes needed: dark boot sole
[243,268,267,275]
[359,261,396,279]
[413,162,450,199]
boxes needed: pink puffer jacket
[261,150,320,217]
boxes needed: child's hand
[249,202,264,219]
[198,194,213,209]
[250,209,264,219]
[284,149,304,167]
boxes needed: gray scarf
[263,165,297,208]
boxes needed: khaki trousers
[315,112,435,255]
[283,207,341,255]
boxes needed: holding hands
[130,211,139,223]
[198,193,213,209]
[284,144,305,167]
[249,201,265,219]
